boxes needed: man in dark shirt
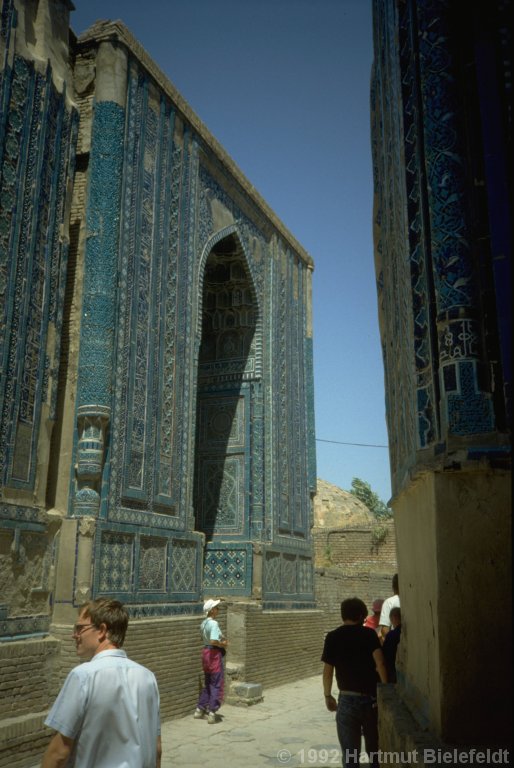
[321,597,387,768]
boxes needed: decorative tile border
[0,503,47,526]
[262,601,317,611]
[0,614,50,641]
[126,602,203,619]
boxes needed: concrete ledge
[378,683,436,766]
[226,681,263,707]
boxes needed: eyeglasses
[72,623,95,637]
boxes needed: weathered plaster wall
[0,527,56,618]
[434,471,511,742]
[393,470,511,743]
[393,474,440,732]
[5,0,74,95]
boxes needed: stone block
[227,681,263,706]
[232,682,262,699]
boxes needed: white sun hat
[203,598,221,615]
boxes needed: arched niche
[193,230,260,540]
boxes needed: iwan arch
[194,227,261,552]
[0,4,319,763]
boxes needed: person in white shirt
[42,598,161,768]
[378,573,400,642]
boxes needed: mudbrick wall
[313,519,397,569]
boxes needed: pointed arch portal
[193,233,259,544]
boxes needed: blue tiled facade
[371,0,511,496]
[0,8,78,493]
[0,0,78,640]
[0,13,316,638]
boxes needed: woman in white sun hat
[193,599,228,724]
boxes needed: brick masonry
[0,639,60,720]
[315,568,395,636]
[313,521,397,568]
[312,479,398,636]
[0,639,60,768]
[239,604,324,688]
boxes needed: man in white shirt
[42,598,161,768]
[378,573,400,642]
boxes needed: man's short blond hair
[81,598,129,647]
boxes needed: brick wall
[314,519,397,570]
[315,568,395,636]
[1,615,207,767]
[0,638,60,720]
[229,604,325,689]
[49,615,206,721]
[0,638,61,768]
[48,624,83,689]
[123,615,204,720]
[328,529,370,565]
[312,518,397,641]
[0,714,49,768]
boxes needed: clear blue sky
[71,0,392,503]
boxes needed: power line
[316,438,388,449]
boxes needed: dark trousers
[336,693,379,768]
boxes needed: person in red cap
[363,599,384,635]
[193,599,228,724]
